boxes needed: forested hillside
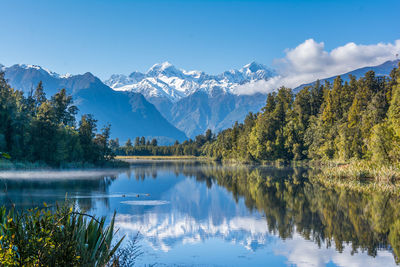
[115,63,400,165]
[205,64,400,163]
[0,73,113,167]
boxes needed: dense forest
[114,63,400,164]
[0,73,113,167]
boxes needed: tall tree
[34,81,46,112]
[78,114,98,163]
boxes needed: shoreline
[2,156,400,193]
[0,158,130,170]
[116,155,208,160]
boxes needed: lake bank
[309,160,400,194]
[0,158,130,170]
[116,155,208,161]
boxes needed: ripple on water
[120,200,170,206]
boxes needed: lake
[0,160,398,266]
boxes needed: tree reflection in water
[0,162,399,264]
[128,161,400,263]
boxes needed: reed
[311,160,400,194]
[0,202,127,266]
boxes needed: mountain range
[1,64,187,143]
[105,62,276,137]
[1,59,398,143]
[105,61,276,101]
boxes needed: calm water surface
[0,160,399,267]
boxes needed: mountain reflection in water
[0,161,399,266]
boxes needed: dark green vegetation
[111,132,213,157]
[116,64,400,168]
[204,64,400,163]
[0,73,116,167]
[0,202,123,266]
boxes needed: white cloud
[275,233,397,267]
[234,39,400,95]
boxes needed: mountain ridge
[104,61,276,101]
[294,59,400,92]
[1,64,187,143]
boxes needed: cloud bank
[234,39,400,95]
[275,233,397,267]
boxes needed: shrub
[0,202,124,266]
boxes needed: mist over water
[0,169,124,179]
[0,161,398,266]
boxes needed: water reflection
[0,161,399,266]
[0,169,121,210]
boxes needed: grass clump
[311,160,400,194]
[319,160,400,181]
[0,202,125,266]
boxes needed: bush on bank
[0,202,124,266]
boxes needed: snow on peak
[150,61,173,70]
[16,64,61,78]
[241,61,276,79]
[104,62,277,101]
[60,73,73,78]
[243,61,265,71]
[146,62,184,78]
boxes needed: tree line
[0,73,113,167]
[114,63,400,164]
[110,130,215,156]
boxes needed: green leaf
[0,152,11,159]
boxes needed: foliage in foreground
[0,203,124,266]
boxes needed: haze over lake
[0,161,398,266]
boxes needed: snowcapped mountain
[1,64,187,143]
[104,61,276,101]
[103,62,276,137]
[10,64,62,77]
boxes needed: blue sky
[0,0,399,79]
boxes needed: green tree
[34,81,46,112]
[151,138,158,146]
[78,114,98,163]
[140,136,146,146]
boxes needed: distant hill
[294,60,400,92]
[1,64,187,144]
